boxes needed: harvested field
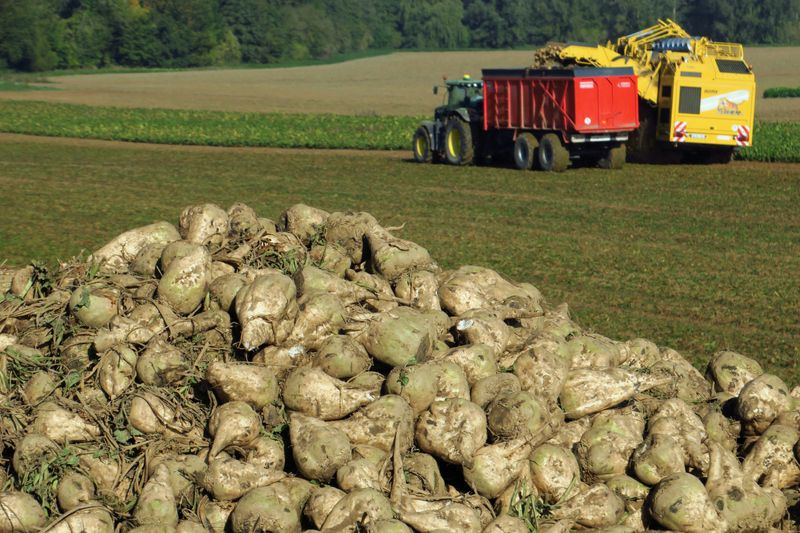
[0,135,798,384]
[751,47,800,120]
[2,48,798,121]
[0,52,522,117]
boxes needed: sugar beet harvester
[412,68,640,172]
[533,19,756,163]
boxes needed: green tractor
[412,76,483,165]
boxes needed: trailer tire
[513,133,538,170]
[599,145,626,170]
[537,133,569,172]
[444,118,474,165]
[412,126,432,163]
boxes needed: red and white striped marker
[733,124,750,146]
[673,121,687,142]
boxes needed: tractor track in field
[0,133,407,158]
[0,133,797,171]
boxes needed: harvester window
[659,108,671,124]
[661,85,672,98]
[716,60,750,74]
[678,87,701,115]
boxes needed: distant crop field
[764,87,800,98]
[0,100,795,161]
[2,48,798,121]
[0,135,798,383]
[0,100,420,150]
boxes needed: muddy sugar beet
[1,201,799,533]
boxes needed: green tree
[115,7,162,66]
[524,0,572,43]
[398,0,468,49]
[284,4,338,59]
[1,0,798,73]
[62,7,115,67]
[220,0,289,63]
[146,0,221,66]
[208,28,241,65]
[320,0,376,53]
[463,1,505,48]
[0,0,62,71]
[365,1,403,49]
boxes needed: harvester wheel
[537,133,569,172]
[627,102,658,162]
[513,133,538,170]
[703,148,734,164]
[599,145,626,170]
[412,126,432,163]
[444,118,474,165]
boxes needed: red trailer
[412,67,639,171]
[481,67,639,171]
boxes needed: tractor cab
[434,76,483,120]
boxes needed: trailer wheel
[599,145,626,170]
[537,133,569,172]
[412,126,432,163]
[513,133,538,170]
[444,118,474,165]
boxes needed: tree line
[1,0,798,72]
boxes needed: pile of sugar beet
[1,203,799,533]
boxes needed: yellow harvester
[535,20,756,163]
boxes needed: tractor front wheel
[513,133,538,170]
[412,126,432,163]
[444,118,474,165]
[537,133,569,172]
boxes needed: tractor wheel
[412,126,432,163]
[537,133,569,172]
[599,144,626,169]
[513,133,538,170]
[444,118,474,165]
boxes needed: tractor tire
[513,132,538,170]
[444,118,474,165]
[412,126,432,163]
[599,144,626,170]
[537,133,569,172]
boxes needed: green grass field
[0,81,52,92]
[0,100,797,161]
[1,136,797,382]
[0,101,420,150]
[764,87,800,98]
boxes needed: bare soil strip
[0,132,406,158]
[1,133,796,170]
